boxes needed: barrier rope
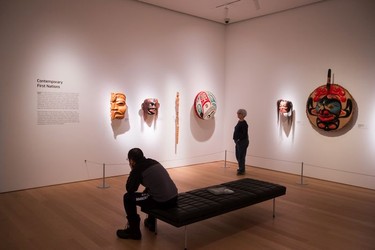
[85,150,375,188]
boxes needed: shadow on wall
[139,109,158,129]
[111,110,130,139]
[190,106,215,142]
[279,110,296,141]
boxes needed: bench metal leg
[184,226,188,250]
[151,219,187,249]
[155,218,158,235]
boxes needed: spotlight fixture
[216,0,240,24]
[224,6,230,24]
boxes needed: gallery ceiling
[136,0,326,24]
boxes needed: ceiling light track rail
[215,0,241,9]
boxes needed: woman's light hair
[237,109,247,117]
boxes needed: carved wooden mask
[110,92,127,120]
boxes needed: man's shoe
[237,171,245,175]
[144,218,156,232]
[116,227,142,240]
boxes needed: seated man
[117,148,178,240]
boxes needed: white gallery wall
[224,0,375,189]
[0,0,226,192]
[1,0,374,192]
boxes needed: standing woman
[233,109,249,175]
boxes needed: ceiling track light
[216,0,241,24]
[253,0,260,10]
[224,5,230,24]
[215,0,241,9]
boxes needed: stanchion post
[224,150,227,168]
[222,150,229,168]
[301,162,304,185]
[98,163,110,189]
[297,161,308,185]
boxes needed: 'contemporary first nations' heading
[37,79,63,89]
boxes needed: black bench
[141,178,286,249]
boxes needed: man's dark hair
[128,148,145,162]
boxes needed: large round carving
[194,91,217,120]
[306,83,353,131]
